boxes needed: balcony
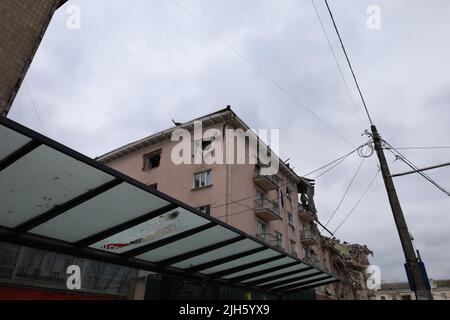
[298,205,317,222]
[254,198,281,221]
[253,170,279,192]
[303,254,320,267]
[257,233,282,249]
[300,230,318,246]
[344,257,367,270]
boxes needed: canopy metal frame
[0,116,338,296]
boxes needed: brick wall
[0,0,66,115]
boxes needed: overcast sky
[8,0,450,282]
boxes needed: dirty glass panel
[135,226,238,262]
[0,145,115,228]
[222,257,294,279]
[271,273,330,289]
[31,183,170,242]
[257,267,320,286]
[0,125,31,160]
[0,241,138,297]
[201,249,281,274]
[90,208,210,254]
[172,239,261,269]
[242,263,311,283]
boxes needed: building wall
[0,0,66,115]
[100,109,374,299]
[374,280,450,300]
[105,119,311,259]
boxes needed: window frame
[290,239,297,256]
[256,219,267,235]
[193,170,212,189]
[287,211,294,226]
[143,150,162,171]
[197,205,211,215]
[275,231,283,248]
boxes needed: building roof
[0,116,338,296]
[97,106,310,185]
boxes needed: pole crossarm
[391,161,450,178]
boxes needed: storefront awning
[0,117,338,296]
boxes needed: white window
[288,211,294,225]
[193,170,212,189]
[257,220,266,235]
[197,205,211,215]
[275,231,283,248]
[290,240,297,256]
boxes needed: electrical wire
[383,140,450,197]
[211,180,292,209]
[313,155,349,179]
[171,0,355,148]
[211,141,373,211]
[25,80,47,135]
[303,140,373,178]
[324,0,374,126]
[309,0,364,130]
[322,158,365,229]
[333,169,380,234]
[385,146,450,150]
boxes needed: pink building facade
[98,107,372,299]
[98,107,320,264]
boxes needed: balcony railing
[300,229,318,246]
[253,169,280,192]
[303,254,320,267]
[254,198,281,221]
[298,204,317,222]
[257,233,282,249]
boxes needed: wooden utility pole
[371,125,433,300]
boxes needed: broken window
[288,211,294,225]
[202,140,212,151]
[197,205,211,215]
[143,151,161,170]
[193,170,212,189]
[290,240,297,257]
[275,231,282,248]
[286,186,292,199]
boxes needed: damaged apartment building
[0,2,372,300]
[97,106,375,299]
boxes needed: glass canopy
[0,117,338,295]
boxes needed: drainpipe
[224,111,232,224]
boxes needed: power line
[303,141,373,178]
[214,195,335,237]
[303,149,355,177]
[324,0,374,126]
[24,80,47,135]
[309,0,364,130]
[211,180,292,210]
[333,169,380,234]
[323,158,365,229]
[171,0,355,147]
[313,155,349,179]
